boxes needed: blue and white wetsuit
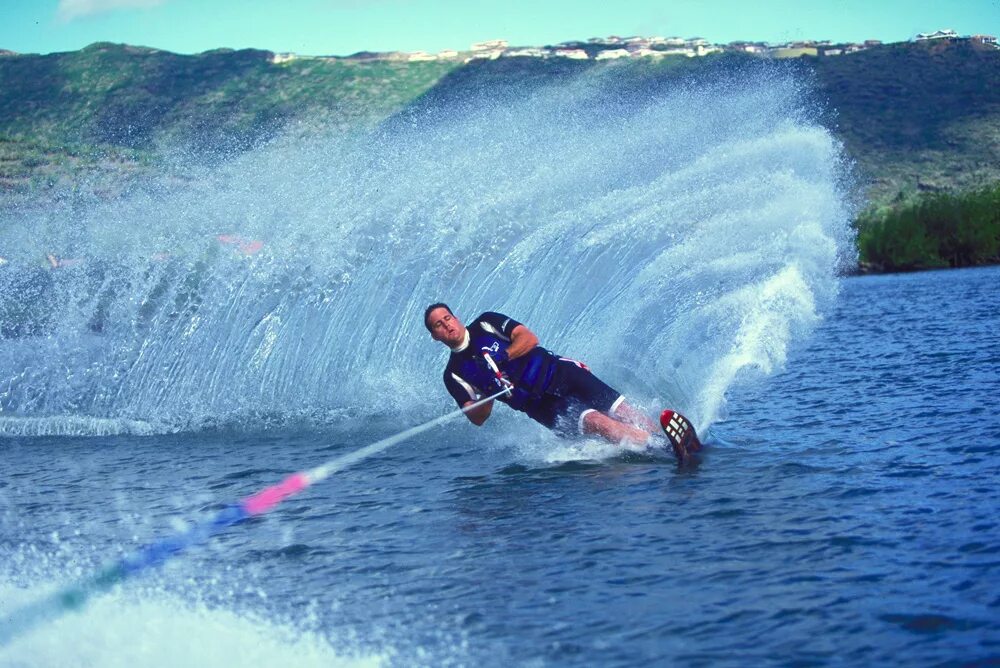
[442,312,625,435]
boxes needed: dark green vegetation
[856,183,1000,272]
[0,43,460,194]
[807,38,1000,204]
[805,39,1000,271]
[2,38,999,270]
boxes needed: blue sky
[1,0,997,56]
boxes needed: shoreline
[847,259,1000,277]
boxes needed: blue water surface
[1,265,997,666]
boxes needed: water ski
[659,409,701,463]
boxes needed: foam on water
[0,62,855,435]
[0,416,159,437]
[0,581,381,668]
[534,437,650,464]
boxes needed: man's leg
[581,409,696,464]
[617,401,702,455]
[553,359,696,462]
[554,362,655,446]
[581,409,651,445]
[612,401,660,433]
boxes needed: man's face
[427,307,466,347]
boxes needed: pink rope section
[241,472,310,515]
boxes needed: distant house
[466,49,503,61]
[631,48,668,58]
[915,29,959,41]
[437,49,459,59]
[658,47,697,57]
[864,39,883,47]
[407,51,436,62]
[553,48,588,59]
[971,34,998,46]
[728,41,768,54]
[0,49,17,57]
[271,53,297,64]
[595,49,631,60]
[769,46,819,58]
[503,48,547,58]
[818,41,868,56]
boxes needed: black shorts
[524,358,624,436]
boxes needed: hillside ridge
[1,38,998,207]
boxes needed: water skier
[424,303,701,463]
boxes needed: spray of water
[0,61,855,436]
[0,580,381,667]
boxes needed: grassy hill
[808,38,1000,203]
[1,43,462,146]
[2,39,998,244]
[0,43,460,195]
[399,39,1000,205]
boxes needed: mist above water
[0,62,855,436]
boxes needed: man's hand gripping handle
[481,351,514,397]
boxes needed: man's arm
[463,399,493,425]
[506,324,539,360]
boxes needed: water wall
[0,61,856,436]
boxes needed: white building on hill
[915,29,959,41]
[554,49,588,59]
[595,49,630,60]
[504,48,547,58]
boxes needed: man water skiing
[424,303,701,463]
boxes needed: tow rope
[0,388,510,645]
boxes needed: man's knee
[580,408,620,435]
[579,408,600,435]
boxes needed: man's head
[424,302,466,347]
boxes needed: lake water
[2,265,997,667]
[1,63,997,666]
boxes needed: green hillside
[0,43,460,194]
[808,38,1000,203]
[2,39,999,269]
[1,43,461,145]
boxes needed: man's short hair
[423,302,452,332]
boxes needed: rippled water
[2,265,997,666]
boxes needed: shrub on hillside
[857,183,1000,271]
